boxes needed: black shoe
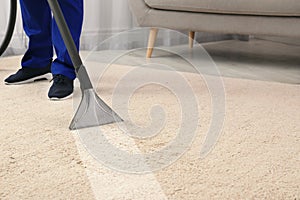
[48,74,74,100]
[4,64,51,85]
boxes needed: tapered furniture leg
[146,28,158,58]
[189,31,195,48]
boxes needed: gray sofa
[128,0,300,57]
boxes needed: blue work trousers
[20,0,83,80]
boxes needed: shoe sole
[5,73,52,85]
[49,93,73,101]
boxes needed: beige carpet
[0,56,94,199]
[0,51,299,199]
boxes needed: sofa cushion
[144,0,300,16]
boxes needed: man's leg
[5,0,53,84]
[48,0,83,100]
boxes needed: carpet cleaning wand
[47,0,123,130]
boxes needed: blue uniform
[19,0,83,80]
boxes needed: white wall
[0,1,28,56]
[81,0,135,50]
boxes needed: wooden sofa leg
[147,28,158,58]
[189,31,195,48]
